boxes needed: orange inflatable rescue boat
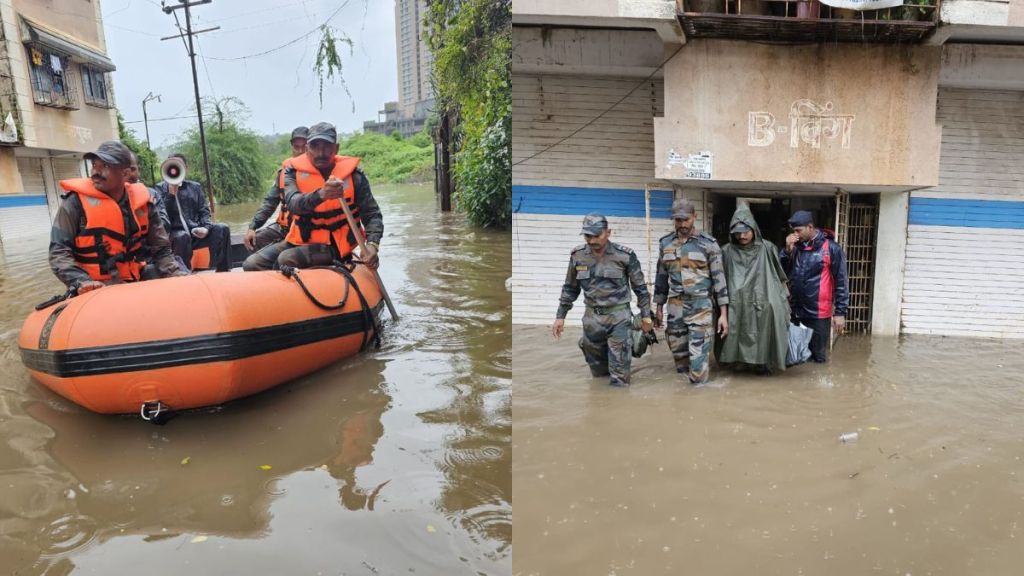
[18,264,383,416]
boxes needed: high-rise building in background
[395,0,432,118]
[364,0,435,138]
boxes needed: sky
[101,0,398,148]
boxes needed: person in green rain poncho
[717,203,791,374]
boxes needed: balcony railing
[677,0,940,43]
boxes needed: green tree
[116,111,158,186]
[425,0,511,228]
[168,98,270,204]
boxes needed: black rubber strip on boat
[38,304,68,351]
[20,302,383,378]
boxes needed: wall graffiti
[67,125,93,145]
[748,99,855,149]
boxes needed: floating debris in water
[839,432,859,444]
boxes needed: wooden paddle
[332,180,399,321]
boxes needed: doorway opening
[706,191,879,334]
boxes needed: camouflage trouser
[665,296,713,385]
[579,307,633,387]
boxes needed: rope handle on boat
[279,265,351,311]
[279,263,381,350]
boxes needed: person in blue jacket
[780,210,849,363]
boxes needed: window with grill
[27,45,79,109]
[81,65,111,108]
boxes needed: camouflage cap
[84,141,133,167]
[730,222,752,233]
[290,126,309,141]
[580,213,608,236]
[307,122,337,144]
[671,199,696,218]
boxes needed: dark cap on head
[307,122,337,145]
[290,126,309,141]
[580,213,608,236]
[84,141,133,167]
[788,210,814,227]
[731,222,752,233]
[672,199,696,218]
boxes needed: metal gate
[845,202,878,334]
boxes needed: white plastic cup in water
[839,432,859,444]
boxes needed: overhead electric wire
[205,0,350,61]
[511,44,684,168]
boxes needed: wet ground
[0,184,511,575]
[513,325,1024,575]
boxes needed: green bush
[339,131,433,184]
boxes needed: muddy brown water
[513,324,1024,575]
[0,184,510,575]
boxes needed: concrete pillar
[871,191,909,336]
[0,148,21,195]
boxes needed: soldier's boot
[607,319,633,387]
[578,335,610,378]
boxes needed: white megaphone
[160,157,186,187]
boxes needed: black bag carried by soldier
[630,315,659,358]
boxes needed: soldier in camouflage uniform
[653,199,729,385]
[552,213,653,387]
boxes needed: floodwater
[0,183,511,575]
[513,325,1024,575]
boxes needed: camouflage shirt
[557,241,652,320]
[654,230,729,306]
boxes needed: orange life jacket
[284,154,363,258]
[275,164,291,227]
[60,178,150,282]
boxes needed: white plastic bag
[786,322,814,367]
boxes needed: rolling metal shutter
[902,89,1024,338]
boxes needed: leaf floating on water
[426,524,436,533]
[181,456,190,465]
[867,427,881,432]
[190,535,207,544]
[259,464,272,471]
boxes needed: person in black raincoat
[718,203,791,374]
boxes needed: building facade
[512,0,1024,338]
[362,99,431,138]
[364,0,435,138]
[0,0,118,245]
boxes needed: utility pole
[160,0,219,214]
[142,91,160,184]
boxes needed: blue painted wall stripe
[0,195,47,208]
[909,197,1024,230]
[513,185,674,218]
